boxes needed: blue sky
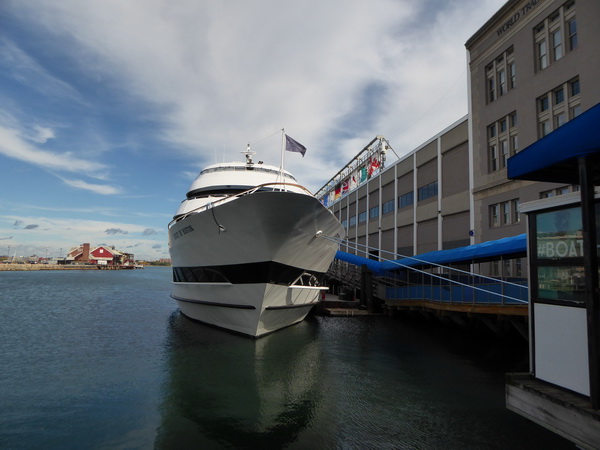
[0,0,503,260]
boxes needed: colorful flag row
[319,153,383,206]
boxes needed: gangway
[320,233,529,337]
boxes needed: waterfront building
[318,0,600,273]
[316,120,471,262]
[465,0,600,280]
[66,243,134,267]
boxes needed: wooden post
[360,264,373,311]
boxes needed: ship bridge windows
[186,189,244,199]
[200,165,297,181]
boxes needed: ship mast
[242,143,256,165]
[280,128,286,175]
[277,128,286,186]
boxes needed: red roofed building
[67,243,134,267]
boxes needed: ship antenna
[242,143,256,165]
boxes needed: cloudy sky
[0,0,504,260]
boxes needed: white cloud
[30,125,56,143]
[0,126,106,173]
[59,177,121,195]
[5,0,505,194]
[3,3,411,154]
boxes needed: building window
[513,199,520,223]
[358,211,367,223]
[498,69,506,96]
[540,185,579,198]
[485,46,515,103]
[341,219,348,229]
[502,202,511,224]
[567,18,578,50]
[570,78,580,95]
[398,192,414,209]
[503,259,512,277]
[540,120,551,137]
[487,75,496,102]
[491,260,500,277]
[537,40,548,70]
[509,61,516,89]
[349,216,356,227]
[537,77,581,138]
[515,258,523,277]
[487,111,518,172]
[490,204,500,227]
[490,199,520,227]
[417,181,438,201]
[555,87,564,104]
[552,28,563,60]
[369,206,379,220]
[489,145,498,172]
[382,199,395,215]
[500,118,507,133]
[500,140,509,168]
[534,1,577,72]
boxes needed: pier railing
[321,235,528,306]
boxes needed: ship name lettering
[172,225,195,240]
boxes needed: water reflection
[155,313,324,449]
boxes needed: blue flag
[285,134,306,157]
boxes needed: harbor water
[0,267,573,449]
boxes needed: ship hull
[168,190,343,337]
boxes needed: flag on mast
[285,134,306,157]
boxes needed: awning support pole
[579,156,600,409]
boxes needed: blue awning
[507,102,600,183]
[381,234,527,270]
[334,251,389,275]
[336,234,527,273]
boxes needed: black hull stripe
[265,302,317,310]
[172,261,325,285]
[171,295,256,309]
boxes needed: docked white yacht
[168,146,344,337]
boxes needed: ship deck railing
[169,182,313,227]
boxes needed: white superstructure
[168,149,344,337]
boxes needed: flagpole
[280,128,285,178]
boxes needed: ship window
[173,266,230,283]
[199,166,297,182]
[173,262,321,286]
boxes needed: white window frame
[487,112,518,173]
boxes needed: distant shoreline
[0,264,99,271]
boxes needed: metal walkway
[320,234,529,320]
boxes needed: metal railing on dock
[321,234,528,308]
